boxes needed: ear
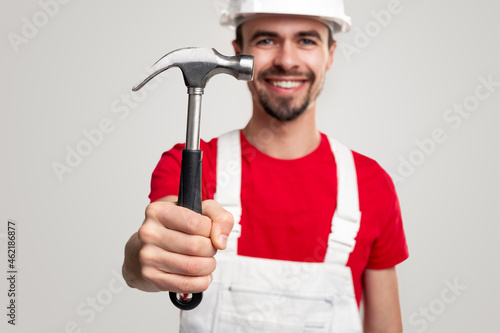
[326,40,337,71]
[232,40,242,55]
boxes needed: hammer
[132,47,254,310]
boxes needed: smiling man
[241,16,333,123]
[122,1,409,332]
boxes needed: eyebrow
[249,30,279,42]
[249,30,323,42]
[297,30,323,41]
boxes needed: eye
[299,38,317,46]
[257,38,275,45]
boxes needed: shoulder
[350,149,400,221]
[351,150,396,196]
[321,134,399,211]
[321,134,396,194]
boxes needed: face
[234,16,336,122]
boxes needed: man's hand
[122,197,234,293]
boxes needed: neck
[242,103,321,159]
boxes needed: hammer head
[132,47,254,91]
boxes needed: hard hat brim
[223,12,351,35]
[219,0,352,35]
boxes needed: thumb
[202,200,234,250]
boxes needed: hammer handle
[178,149,203,213]
[169,149,203,310]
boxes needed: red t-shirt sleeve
[365,169,409,269]
[149,139,218,203]
[148,143,184,203]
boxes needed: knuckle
[179,277,209,293]
[140,266,156,283]
[141,267,169,291]
[186,236,206,255]
[199,280,210,292]
[217,210,235,228]
[208,257,217,273]
[179,278,193,293]
[141,266,161,287]
[185,212,203,234]
[145,201,175,222]
[144,202,160,218]
[201,274,212,291]
[137,224,156,244]
[184,257,216,276]
[203,199,217,208]
[184,256,201,275]
[185,238,200,255]
[138,245,154,265]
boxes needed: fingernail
[218,234,228,248]
[209,274,213,284]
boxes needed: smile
[269,80,303,89]
[266,79,306,90]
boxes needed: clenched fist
[122,197,234,293]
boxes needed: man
[123,1,408,332]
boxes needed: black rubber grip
[170,149,203,310]
[178,149,203,214]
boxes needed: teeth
[270,80,302,89]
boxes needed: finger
[202,200,235,250]
[138,222,216,257]
[146,201,212,237]
[141,266,213,293]
[140,244,216,278]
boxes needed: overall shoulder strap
[214,130,242,255]
[325,137,362,266]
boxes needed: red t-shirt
[149,131,409,306]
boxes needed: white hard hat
[219,0,352,34]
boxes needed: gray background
[1,0,498,332]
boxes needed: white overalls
[180,130,363,332]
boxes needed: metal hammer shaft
[186,87,203,150]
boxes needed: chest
[237,155,339,262]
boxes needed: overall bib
[180,130,363,332]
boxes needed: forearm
[122,232,161,292]
[363,267,403,333]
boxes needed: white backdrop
[1,0,499,332]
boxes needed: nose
[273,41,299,71]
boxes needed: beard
[259,91,310,121]
[255,68,316,122]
